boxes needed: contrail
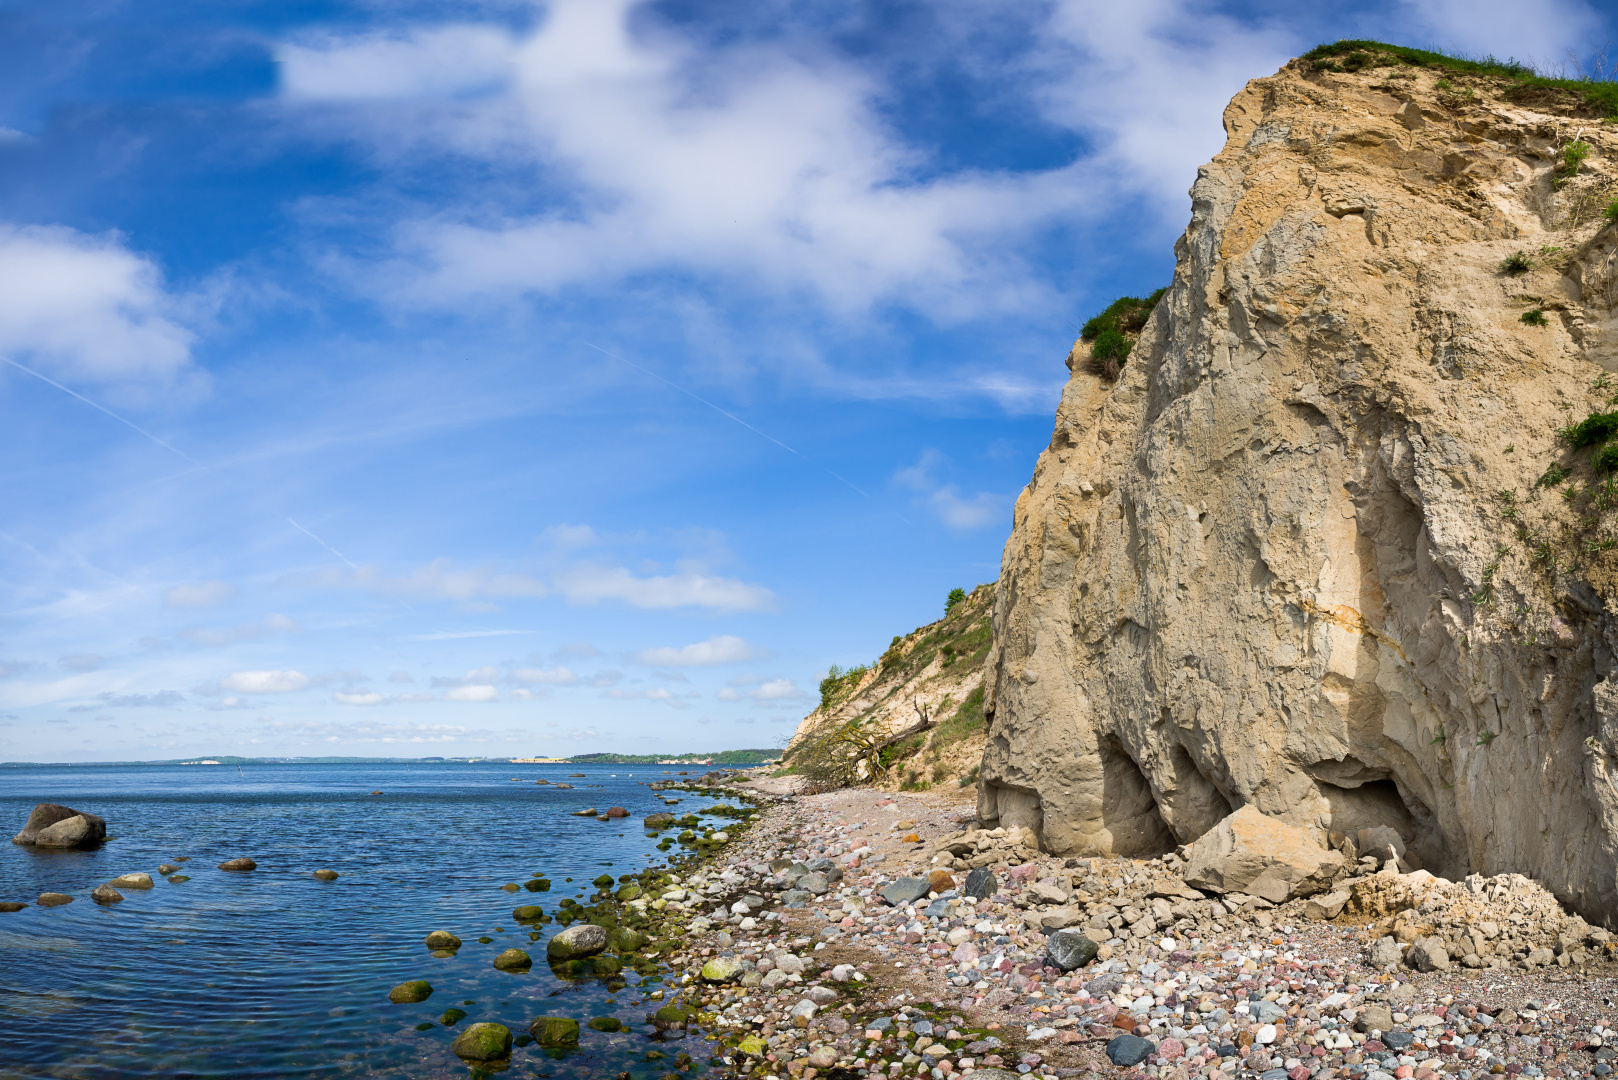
[584,342,873,500]
[3,357,196,464]
[287,518,361,571]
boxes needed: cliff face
[978,52,1618,922]
[788,585,992,791]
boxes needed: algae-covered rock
[166,875,190,883]
[644,812,675,829]
[441,1007,468,1025]
[313,869,339,881]
[615,884,643,901]
[513,905,544,921]
[387,980,433,1003]
[700,956,745,983]
[451,1022,512,1062]
[547,923,607,961]
[736,1034,767,1057]
[592,874,615,888]
[529,877,551,891]
[501,882,519,892]
[530,1016,580,1047]
[587,1016,623,1032]
[493,948,532,971]
[589,954,623,976]
[0,901,25,912]
[424,930,461,949]
[609,927,649,953]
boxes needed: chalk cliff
[977,47,1618,923]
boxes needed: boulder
[91,884,123,904]
[1358,826,1408,869]
[644,812,675,829]
[313,869,339,881]
[0,901,25,912]
[451,1022,512,1062]
[546,923,608,961]
[1305,890,1351,921]
[1366,937,1402,971]
[37,892,73,907]
[572,808,597,817]
[588,1016,623,1032]
[492,948,532,971]
[879,877,930,906]
[12,803,106,848]
[218,857,257,872]
[1045,929,1099,971]
[424,930,462,949]
[1181,806,1344,902]
[700,956,746,982]
[388,980,433,1003]
[530,1016,580,1047]
[963,866,997,899]
[926,869,955,893]
[108,873,153,890]
[604,806,628,818]
[513,905,544,921]
[1355,1005,1395,1033]
[1406,935,1450,972]
[1107,1034,1155,1067]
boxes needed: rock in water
[158,863,180,875]
[217,857,257,872]
[12,803,106,848]
[1180,806,1343,902]
[37,893,73,907]
[451,1022,512,1062]
[587,1016,623,1032]
[512,905,544,921]
[387,980,433,1003]
[1107,1034,1155,1067]
[530,1016,579,1047]
[963,866,997,899]
[571,808,597,817]
[0,901,25,912]
[423,930,462,949]
[604,806,628,818]
[313,869,339,881]
[1044,929,1099,971]
[968,54,1618,917]
[91,884,123,904]
[643,812,675,829]
[108,873,153,890]
[545,923,607,961]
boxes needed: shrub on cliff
[1079,288,1166,381]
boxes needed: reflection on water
[0,762,722,1079]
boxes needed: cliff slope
[978,45,1618,923]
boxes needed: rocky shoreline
[616,776,1618,1080]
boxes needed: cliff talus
[979,50,1618,922]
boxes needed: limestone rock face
[1182,805,1344,901]
[977,54,1618,922]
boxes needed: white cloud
[555,564,775,612]
[333,691,387,706]
[163,581,236,609]
[277,0,1082,318]
[0,224,194,383]
[220,669,310,693]
[288,558,547,602]
[180,613,301,647]
[603,686,692,709]
[894,450,1006,531]
[512,666,579,685]
[748,677,803,703]
[716,687,741,702]
[1392,0,1602,68]
[629,634,766,667]
[444,684,499,702]
[432,665,501,688]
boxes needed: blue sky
[1,0,1610,762]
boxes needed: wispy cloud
[179,613,300,648]
[512,666,579,686]
[163,581,235,609]
[628,634,766,667]
[286,558,547,603]
[555,565,775,612]
[220,669,309,693]
[894,450,1005,530]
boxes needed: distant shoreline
[0,752,780,768]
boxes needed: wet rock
[91,884,123,904]
[546,923,608,961]
[572,808,597,817]
[500,882,519,892]
[530,1016,580,1047]
[1107,1033,1156,1066]
[1182,805,1344,901]
[0,901,25,912]
[609,928,649,953]
[553,783,573,789]
[441,1007,468,1025]
[880,877,930,905]
[963,866,997,899]
[158,864,180,875]
[513,905,544,921]
[167,875,190,883]
[1044,929,1099,971]
[217,857,257,872]
[108,873,153,890]
[604,806,628,818]
[493,948,532,970]
[313,869,339,881]
[451,1022,513,1062]
[592,874,615,888]
[645,812,675,829]
[37,893,73,907]
[11,803,106,848]
[588,1016,623,1031]
[700,956,745,982]
[424,930,462,949]
[388,980,433,1003]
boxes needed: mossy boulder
[737,1034,767,1057]
[423,930,461,949]
[451,1022,512,1062]
[513,905,544,921]
[590,954,624,976]
[644,812,675,829]
[530,1016,580,1047]
[493,948,532,971]
[592,874,615,888]
[588,1016,624,1032]
[387,980,433,1004]
[609,928,649,953]
[547,923,608,961]
[699,956,745,983]
[653,1005,693,1026]
[528,877,551,891]
[313,869,339,881]
[441,1007,468,1025]
[615,884,643,901]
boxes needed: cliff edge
[978,44,1618,923]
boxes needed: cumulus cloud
[279,25,515,101]
[629,634,767,668]
[431,665,500,688]
[286,558,546,603]
[220,669,310,693]
[716,687,741,702]
[747,677,803,703]
[163,581,235,609]
[555,565,775,612]
[0,224,195,384]
[444,684,499,702]
[333,691,387,706]
[893,450,1005,530]
[511,666,579,685]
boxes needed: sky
[0,0,1611,762]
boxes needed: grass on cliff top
[1305,39,1618,119]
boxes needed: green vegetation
[945,587,967,614]
[1520,309,1548,326]
[1303,40,1618,119]
[1500,251,1533,276]
[818,663,870,710]
[1559,140,1593,183]
[1560,410,1618,448]
[1079,289,1167,381]
[1605,200,1618,224]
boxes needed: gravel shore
[647,776,1618,1080]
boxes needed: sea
[0,760,744,1079]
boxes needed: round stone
[492,948,532,971]
[699,956,746,983]
[387,980,433,1003]
[37,893,73,907]
[587,1016,623,1032]
[423,930,462,949]
[450,1022,512,1062]
[313,869,339,881]
[546,923,608,961]
[217,857,256,872]
[513,905,544,921]
[90,884,123,904]
[530,1016,580,1047]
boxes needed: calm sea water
[0,761,737,1079]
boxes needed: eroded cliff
[977,46,1618,923]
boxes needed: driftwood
[785,698,936,792]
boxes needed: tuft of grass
[1597,444,1618,473]
[1521,309,1548,326]
[1303,40,1618,119]
[1500,251,1533,276]
[1537,463,1572,487]
[1561,410,1618,448]
[1605,200,1618,224]
[1080,288,1167,381]
[1559,140,1593,183]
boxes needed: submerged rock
[217,857,257,872]
[11,803,106,848]
[158,863,180,875]
[387,980,433,1003]
[451,1022,512,1062]
[492,948,532,971]
[546,923,607,961]
[167,875,190,883]
[587,1016,623,1031]
[530,1016,579,1047]
[0,901,25,912]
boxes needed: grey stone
[12,803,106,848]
[879,877,930,906]
[1045,929,1099,971]
[1106,1034,1155,1066]
[1406,935,1450,972]
[1249,1000,1286,1023]
[37,892,73,907]
[108,873,153,890]
[963,866,997,899]
[546,923,608,961]
[35,815,103,849]
[800,872,829,895]
[1382,1031,1415,1050]
[780,889,811,904]
[91,884,122,904]
[1367,936,1402,971]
